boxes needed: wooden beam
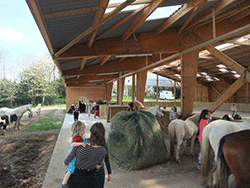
[194,0,250,29]
[59,28,183,57]
[87,56,105,66]
[65,74,119,83]
[209,76,246,113]
[96,4,148,40]
[155,0,202,36]
[230,8,250,23]
[87,0,109,48]
[210,83,230,103]
[100,56,111,66]
[26,0,54,55]
[206,45,247,78]
[122,0,164,41]
[179,0,207,33]
[80,57,87,70]
[185,0,237,30]
[44,7,98,19]
[108,0,152,8]
[54,0,136,57]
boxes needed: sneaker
[59,183,69,188]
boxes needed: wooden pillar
[136,70,147,105]
[106,82,113,102]
[181,51,199,119]
[174,81,176,105]
[212,8,216,39]
[156,74,159,104]
[247,82,249,103]
[132,73,135,103]
[117,72,125,105]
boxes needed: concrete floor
[42,108,250,188]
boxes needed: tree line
[0,54,66,108]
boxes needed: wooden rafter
[185,0,237,30]
[122,0,164,41]
[231,8,250,23]
[54,0,136,57]
[87,0,109,48]
[96,4,148,40]
[179,0,207,33]
[194,1,250,29]
[65,74,118,84]
[44,7,98,19]
[155,0,203,36]
[60,59,82,65]
[118,57,127,62]
[87,56,105,66]
[80,57,87,70]
[107,0,152,8]
[100,56,111,66]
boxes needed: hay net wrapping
[107,110,168,170]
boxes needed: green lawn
[28,109,66,130]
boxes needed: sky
[0,0,176,81]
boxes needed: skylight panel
[217,64,226,68]
[215,43,233,50]
[219,68,228,72]
[146,5,182,21]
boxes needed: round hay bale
[107,110,168,170]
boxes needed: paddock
[41,108,250,188]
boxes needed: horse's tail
[216,135,228,188]
[168,121,176,160]
[201,125,212,185]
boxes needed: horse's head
[27,104,33,112]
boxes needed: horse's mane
[186,113,200,126]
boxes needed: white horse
[147,106,164,118]
[201,120,250,187]
[36,103,41,116]
[168,113,200,163]
[0,104,33,130]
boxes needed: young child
[72,104,79,121]
[59,121,87,188]
[197,109,210,170]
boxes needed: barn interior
[26,0,250,119]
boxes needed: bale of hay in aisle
[107,110,168,170]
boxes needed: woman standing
[64,122,107,188]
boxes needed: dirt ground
[0,106,63,188]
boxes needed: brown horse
[216,130,250,188]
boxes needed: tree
[19,55,56,104]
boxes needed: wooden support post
[209,76,246,113]
[136,70,147,105]
[174,81,176,105]
[212,8,216,39]
[117,72,125,105]
[247,82,249,103]
[181,51,199,119]
[132,73,135,103]
[106,82,113,102]
[156,74,159,104]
